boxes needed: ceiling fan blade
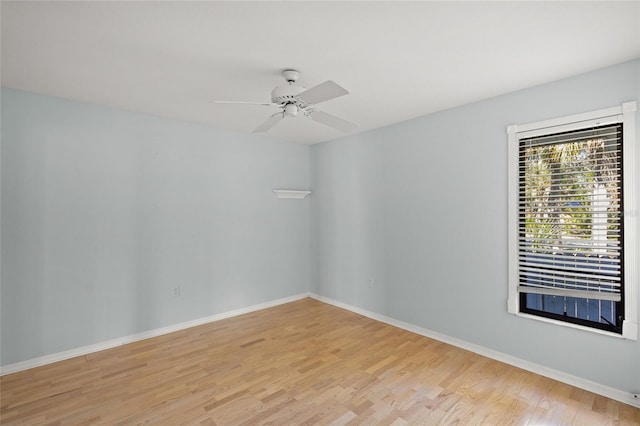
[253,113,284,133]
[308,110,357,133]
[210,100,277,106]
[296,81,349,105]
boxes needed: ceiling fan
[211,70,357,134]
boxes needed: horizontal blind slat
[520,125,622,146]
[519,266,621,283]
[517,285,621,302]
[518,242,621,252]
[519,278,620,292]
[519,261,620,276]
[518,252,620,264]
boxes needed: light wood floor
[1,298,638,425]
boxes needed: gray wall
[1,89,310,365]
[311,60,640,394]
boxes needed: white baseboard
[309,293,640,409]
[0,293,310,376]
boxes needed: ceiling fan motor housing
[271,84,305,105]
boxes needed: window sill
[512,311,638,340]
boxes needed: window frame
[507,102,638,340]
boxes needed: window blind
[517,123,623,302]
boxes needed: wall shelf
[273,189,312,199]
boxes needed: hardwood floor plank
[1,298,638,425]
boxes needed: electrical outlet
[173,286,181,297]
[367,279,374,289]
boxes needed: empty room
[1,1,639,424]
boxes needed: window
[508,102,637,339]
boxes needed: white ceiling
[2,1,639,145]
